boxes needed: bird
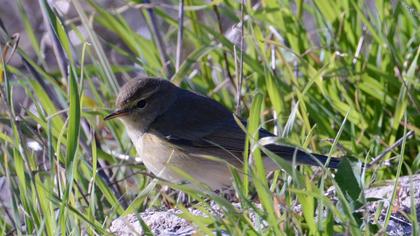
[104,77,342,190]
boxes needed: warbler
[105,78,341,190]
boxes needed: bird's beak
[104,109,129,120]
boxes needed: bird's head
[104,77,177,133]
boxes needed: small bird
[104,78,341,190]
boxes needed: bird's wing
[149,89,252,153]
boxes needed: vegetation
[0,0,418,235]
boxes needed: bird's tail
[265,144,341,169]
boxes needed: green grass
[0,0,419,235]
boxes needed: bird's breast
[140,132,180,179]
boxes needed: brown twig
[368,130,415,168]
[143,0,174,78]
[235,1,245,115]
[175,0,184,72]
[212,5,235,89]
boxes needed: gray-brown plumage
[105,78,341,190]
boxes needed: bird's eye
[136,99,147,108]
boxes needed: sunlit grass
[0,0,418,234]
